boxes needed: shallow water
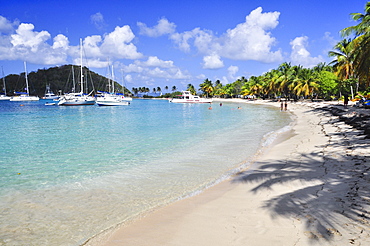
[0,99,291,245]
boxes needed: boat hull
[96,94,130,106]
[0,96,11,100]
[10,96,40,101]
[58,100,95,106]
[169,98,213,103]
[96,101,130,106]
[168,91,212,103]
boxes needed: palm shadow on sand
[232,124,370,244]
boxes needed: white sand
[92,100,370,246]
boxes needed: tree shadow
[232,135,370,244]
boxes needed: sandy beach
[91,99,370,246]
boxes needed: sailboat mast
[80,38,84,94]
[1,66,6,95]
[72,65,75,93]
[24,61,29,95]
[111,65,115,93]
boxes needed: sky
[0,0,368,91]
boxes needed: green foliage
[318,71,338,97]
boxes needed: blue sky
[0,0,367,91]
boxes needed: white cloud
[143,56,174,68]
[52,34,69,50]
[221,7,282,62]
[289,36,324,67]
[0,15,17,34]
[123,56,190,80]
[124,74,133,83]
[228,65,239,78]
[0,22,68,64]
[202,54,224,69]
[138,17,176,37]
[11,23,51,53]
[100,25,143,59]
[72,25,143,66]
[90,12,106,30]
[168,7,282,65]
[0,15,143,67]
[196,74,207,80]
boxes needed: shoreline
[92,99,370,246]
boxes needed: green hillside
[1,65,130,97]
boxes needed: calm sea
[0,99,291,245]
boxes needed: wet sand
[91,99,370,246]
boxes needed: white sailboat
[0,67,11,100]
[58,39,95,106]
[10,62,39,101]
[96,64,129,106]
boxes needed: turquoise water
[0,99,291,245]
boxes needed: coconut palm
[186,84,196,95]
[290,68,320,98]
[328,39,355,81]
[199,78,214,97]
[341,2,370,88]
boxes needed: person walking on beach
[344,95,349,108]
[280,101,284,111]
[284,101,288,111]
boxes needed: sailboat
[96,64,129,106]
[10,62,39,101]
[58,39,95,106]
[0,67,11,100]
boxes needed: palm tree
[341,2,370,88]
[328,39,357,96]
[156,87,162,95]
[290,68,319,99]
[199,78,214,97]
[172,86,177,92]
[276,62,295,98]
[213,80,223,97]
[186,84,196,95]
[328,39,355,81]
[132,87,138,96]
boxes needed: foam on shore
[95,99,370,246]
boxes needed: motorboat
[43,85,59,100]
[168,91,212,103]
